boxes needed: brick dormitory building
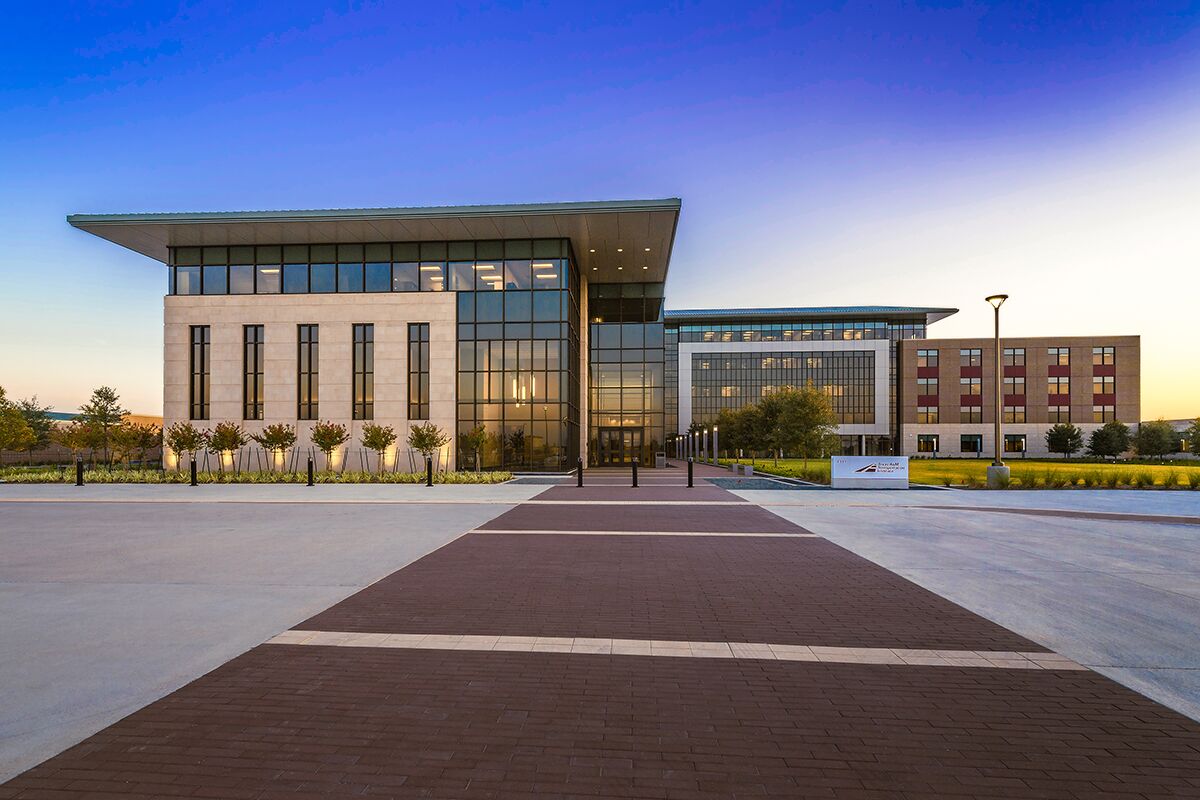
[67,198,1141,468]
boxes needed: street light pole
[712,425,719,467]
[986,294,1010,487]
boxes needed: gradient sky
[1,1,1198,418]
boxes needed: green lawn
[722,458,1200,488]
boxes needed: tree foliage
[164,422,209,464]
[77,386,129,464]
[1045,422,1084,458]
[1133,419,1179,460]
[408,422,451,460]
[709,384,839,464]
[16,396,54,458]
[1187,418,1200,457]
[251,423,297,453]
[309,421,350,467]
[0,386,36,454]
[361,423,398,472]
[458,425,488,472]
[210,421,249,453]
[1086,420,1131,459]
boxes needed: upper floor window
[189,326,210,421]
[1003,375,1025,395]
[1048,405,1070,423]
[1047,346,1070,366]
[408,323,430,420]
[1003,405,1026,423]
[297,324,319,420]
[960,406,982,423]
[960,377,982,395]
[352,324,374,420]
[1093,404,1116,423]
[1048,376,1070,394]
[1002,347,1025,367]
[1093,375,1115,395]
[916,349,938,368]
[243,325,264,421]
[960,348,982,368]
[917,406,938,424]
[1093,346,1115,366]
[917,377,938,395]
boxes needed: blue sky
[2,1,1198,416]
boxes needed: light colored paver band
[473,529,820,537]
[267,630,1087,670]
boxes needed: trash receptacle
[655,451,666,469]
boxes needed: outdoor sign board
[830,456,909,489]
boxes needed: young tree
[251,423,298,471]
[773,385,841,465]
[408,422,451,468]
[1133,419,1179,460]
[1045,422,1084,459]
[16,396,54,465]
[504,427,528,466]
[361,423,398,473]
[1187,418,1200,457]
[108,423,140,467]
[77,387,129,465]
[164,422,209,469]
[131,423,162,466]
[52,421,95,464]
[1086,420,1131,459]
[310,421,350,470]
[210,421,249,472]
[0,386,36,456]
[458,425,488,472]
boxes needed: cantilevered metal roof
[67,198,682,284]
[665,306,958,325]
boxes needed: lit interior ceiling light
[473,264,495,270]
[531,262,554,268]
[589,248,596,253]
[642,266,648,270]
[617,266,623,270]
[260,268,279,274]
[419,265,442,271]
[644,247,650,252]
[616,248,623,252]
[535,274,557,280]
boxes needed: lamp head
[986,294,1009,310]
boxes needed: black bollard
[425,456,433,487]
[632,459,638,488]
[75,458,84,487]
[190,457,198,487]
[687,457,694,488]
[577,458,584,487]
[307,457,314,487]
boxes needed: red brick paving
[299,533,1048,651]
[7,478,1200,798]
[482,501,792,532]
[4,646,1199,799]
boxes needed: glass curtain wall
[454,239,580,471]
[588,283,665,466]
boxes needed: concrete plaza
[2,475,1200,797]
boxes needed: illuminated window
[1002,347,1025,367]
[297,324,319,420]
[189,326,210,421]
[1092,346,1115,366]
[352,324,374,420]
[1047,347,1070,366]
[916,349,938,368]
[243,325,264,421]
[917,406,938,423]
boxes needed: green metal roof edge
[67,198,682,226]
[664,306,959,318]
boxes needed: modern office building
[897,336,1141,458]
[68,198,1142,469]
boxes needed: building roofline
[664,306,959,325]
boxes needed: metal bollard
[687,457,694,488]
[425,456,433,487]
[190,457,198,487]
[577,458,584,487]
[75,458,84,487]
[632,459,638,488]
[307,457,314,487]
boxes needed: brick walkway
[5,474,1200,799]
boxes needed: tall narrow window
[189,326,210,420]
[353,324,374,420]
[298,324,319,420]
[408,323,430,420]
[243,325,264,420]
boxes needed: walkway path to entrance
[4,474,1200,797]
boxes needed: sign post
[830,456,909,489]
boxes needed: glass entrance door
[597,428,643,465]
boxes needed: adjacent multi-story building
[68,198,1143,469]
[897,336,1140,458]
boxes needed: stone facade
[164,292,457,470]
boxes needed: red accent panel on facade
[1003,366,1026,378]
[1048,396,1069,407]
[960,395,983,406]
[916,367,939,379]
[917,395,939,406]
[1048,365,1070,377]
[1093,393,1116,404]
[1093,364,1116,377]
[959,366,982,378]
[1004,394,1026,405]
